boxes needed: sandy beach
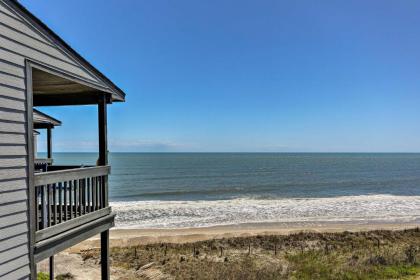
[38,222,420,279]
[71,221,420,251]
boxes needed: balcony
[33,165,114,262]
[24,57,121,279]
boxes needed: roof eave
[6,0,127,102]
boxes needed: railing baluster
[99,176,104,209]
[41,185,45,230]
[96,176,100,210]
[83,178,87,214]
[47,184,51,227]
[95,177,101,210]
[74,180,78,217]
[102,175,106,208]
[101,176,105,209]
[79,179,84,215]
[92,177,96,211]
[35,187,39,231]
[69,180,73,220]
[87,178,91,213]
[102,175,108,208]
[52,183,57,226]
[83,179,86,214]
[58,182,63,224]
[63,181,67,222]
[83,178,88,214]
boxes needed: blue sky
[22,0,420,152]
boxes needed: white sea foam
[110,195,420,229]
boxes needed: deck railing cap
[34,165,110,186]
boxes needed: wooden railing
[34,166,110,240]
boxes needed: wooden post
[98,94,110,280]
[100,232,110,279]
[98,94,108,167]
[49,256,54,280]
[47,126,52,159]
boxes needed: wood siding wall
[0,1,111,278]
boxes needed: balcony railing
[34,165,110,242]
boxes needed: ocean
[49,153,420,229]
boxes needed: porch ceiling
[32,68,112,106]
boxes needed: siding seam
[0,199,26,209]
[0,186,27,194]
[0,252,28,266]
[0,166,26,170]
[0,34,81,68]
[0,82,25,92]
[0,262,29,277]
[0,242,27,254]
[0,58,25,69]
[0,221,27,231]
[0,2,62,47]
[0,155,27,159]
[0,10,21,23]
[0,179,26,186]
[0,108,26,114]
[0,4,22,21]
[0,190,27,196]
[0,231,28,243]
[0,165,27,171]
[0,210,26,218]
[0,119,25,125]
[0,47,105,87]
[0,69,24,79]
[0,21,55,48]
[0,131,26,135]
[0,145,26,148]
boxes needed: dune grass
[81,228,420,279]
[37,272,74,280]
[36,272,49,280]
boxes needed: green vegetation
[37,272,49,280]
[55,272,75,280]
[82,228,420,279]
[37,272,74,280]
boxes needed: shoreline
[71,221,419,251]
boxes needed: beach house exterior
[0,1,126,279]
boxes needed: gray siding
[0,1,114,278]
[0,5,104,85]
[0,56,29,278]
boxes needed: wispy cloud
[109,139,187,152]
[38,138,188,152]
[38,139,98,152]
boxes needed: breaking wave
[111,194,420,229]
